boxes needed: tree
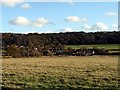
[6,45,21,58]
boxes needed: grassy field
[2,56,119,89]
[66,44,119,49]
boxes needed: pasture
[66,44,119,49]
[2,56,119,89]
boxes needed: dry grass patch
[2,56,119,89]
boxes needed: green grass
[2,56,119,89]
[66,44,119,49]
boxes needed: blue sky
[1,1,118,33]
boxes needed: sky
[1,0,118,34]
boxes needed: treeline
[3,44,109,58]
[4,44,65,58]
[2,31,120,48]
[1,31,120,57]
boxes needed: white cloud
[59,27,74,32]
[44,30,53,33]
[9,17,31,26]
[105,12,118,16]
[9,17,51,27]
[21,3,31,9]
[2,0,25,7]
[68,0,75,5]
[82,22,108,31]
[112,24,118,28]
[20,30,40,34]
[93,22,108,30]
[82,24,92,30]
[82,18,88,22]
[65,16,88,23]
[33,18,49,27]
[112,24,118,31]
[64,27,74,32]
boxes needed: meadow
[66,44,119,49]
[2,56,119,89]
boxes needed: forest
[2,31,120,47]
[1,31,120,57]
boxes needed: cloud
[112,24,118,28]
[9,17,51,28]
[82,18,88,22]
[59,27,74,32]
[82,22,108,30]
[63,27,74,32]
[20,30,40,34]
[93,22,108,30]
[65,16,88,23]
[69,2,74,5]
[68,0,75,5]
[105,12,118,16]
[21,3,31,9]
[44,30,53,33]
[82,24,92,30]
[33,18,50,27]
[2,0,25,7]
[9,17,31,26]
[112,24,118,31]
